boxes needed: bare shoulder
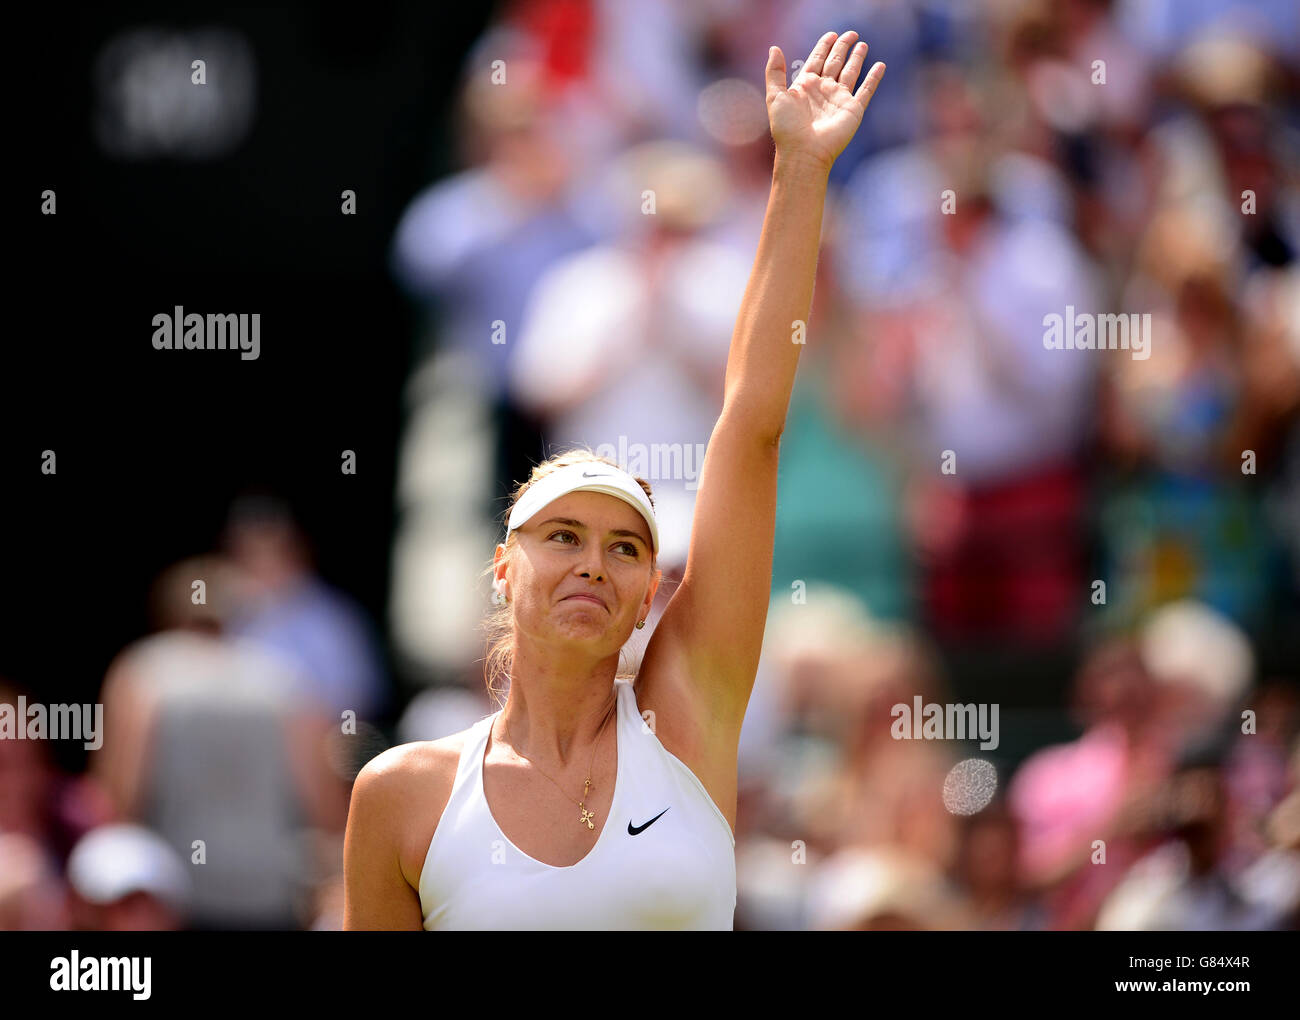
[351,730,474,891]
[357,734,466,785]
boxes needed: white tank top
[419,677,736,929]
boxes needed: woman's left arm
[646,31,885,724]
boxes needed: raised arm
[642,31,885,725]
[724,31,884,437]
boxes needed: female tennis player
[344,30,886,930]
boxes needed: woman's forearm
[722,149,832,444]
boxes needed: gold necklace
[503,692,616,830]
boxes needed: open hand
[766,31,885,172]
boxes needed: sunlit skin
[491,490,661,762]
[765,30,885,172]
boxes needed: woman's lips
[563,594,606,608]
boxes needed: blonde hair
[479,446,658,709]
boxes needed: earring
[492,581,507,606]
[636,619,645,629]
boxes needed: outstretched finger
[839,40,868,90]
[854,61,886,110]
[802,31,837,77]
[822,30,858,81]
[765,46,787,102]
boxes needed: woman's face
[496,490,659,654]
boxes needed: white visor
[507,462,659,557]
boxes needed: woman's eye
[549,531,636,557]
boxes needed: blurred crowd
[4,0,1299,930]
[1,497,385,930]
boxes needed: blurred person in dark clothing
[222,495,388,720]
[1158,34,1297,273]
[951,800,1047,930]
[90,554,348,930]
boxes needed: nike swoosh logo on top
[582,472,610,477]
[628,808,670,835]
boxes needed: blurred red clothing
[919,461,1085,644]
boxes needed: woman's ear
[646,568,663,607]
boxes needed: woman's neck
[499,675,618,768]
